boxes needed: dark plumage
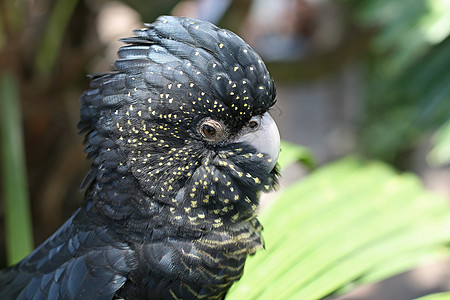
[0,16,280,299]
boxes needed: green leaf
[35,0,80,74]
[227,157,450,300]
[415,292,450,300]
[427,119,450,167]
[352,0,450,163]
[278,141,315,170]
[0,72,34,265]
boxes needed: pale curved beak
[236,112,280,170]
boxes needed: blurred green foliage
[35,0,80,74]
[416,292,450,300]
[278,141,315,170]
[348,0,450,163]
[228,157,450,299]
[428,120,450,166]
[0,73,34,264]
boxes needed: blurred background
[1,0,450,299]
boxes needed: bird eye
[202,124,216,137]
[248,116,261,131]
[198,118,226,142]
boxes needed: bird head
[78,16,280,227]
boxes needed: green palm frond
[228,156,450,299]
[0,72,33,265]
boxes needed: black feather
[0,16,279,300]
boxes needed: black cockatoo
[0,16,280,299]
